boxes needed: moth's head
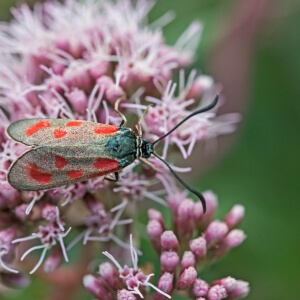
[141,139,153,158]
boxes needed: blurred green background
[1,0,299,299]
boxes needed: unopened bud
[207,284,227,300]
[160,251,179,273]
[224,205,245,229]
[161,231,178,251]
[177,266,197,289]
[189,237,207,259]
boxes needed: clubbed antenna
[151,95,220,213]
[152,94,219,146]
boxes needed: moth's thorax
[105,127,137,167]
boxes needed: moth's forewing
[7,146,121,190]
[6,119,119,146]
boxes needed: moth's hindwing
[6,119,119,146]
[7,146,121,190]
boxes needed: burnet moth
[6,95,219,213]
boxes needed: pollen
[54,129,67,139]
[27,163,51,184]
[26,120,51,136]
[55,155,68,169]
[67,170,83,179]
[94,125,118,135]
[66,120,82,127]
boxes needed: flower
[12,205,71,274]
[66,195,134,251]
[84,234,171,299]
[0,0,246,299]
[0,0,238,207]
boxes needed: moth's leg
[104,172,120,182]
[114,98,127,127]
[135,104,154,137]
[139,157,159,172]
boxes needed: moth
[6,95,218,213]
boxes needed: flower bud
[155,272,173,300]
[176,199,195,239]
[147,220,163,253]
[214,229,246,257]
[161,231,178,251]
[83,275,113,299]
[160,251,179,273]
[189,237,207,259]
[177,266,197,289]
[192,279,209,297]
[227,280,250,299]
[181,251,195,269]
[148,209,164,224]
[224,205,245,229]
[204,221,228,247]
[167,191,187,215]
[224,229,246,248]
[207,284,227,300]
[193,201,204,220]
[117,289,137,300]
[213,276,237,292]
[99,262,121,290]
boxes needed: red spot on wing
[93,158,119,171]
[94,125,118,135]
[55,155,68,169]
[66,120,82,127]
[54,129,67,139]
[26,120,51,136]
[67,170,83,179]
[27,163,51,184]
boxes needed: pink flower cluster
[84,235,171,299]
[0,0,247,298]
[148,193,249,299]
[84,194,249,299]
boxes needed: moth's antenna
[152,152,206,213]
[152,94,219,146]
